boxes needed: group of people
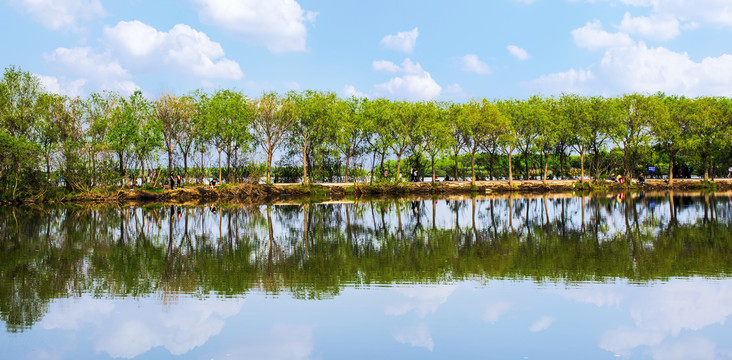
[610,173,646,185]
[167,172,220,189]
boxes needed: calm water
[1,192,731,359]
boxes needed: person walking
[169,172,175,190]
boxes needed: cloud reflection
[393,324,434,351]
[384,285,458,318]
[40,295,243,358]
[563,279,732,358]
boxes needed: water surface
[2,192,731,359]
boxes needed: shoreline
[3,179,732,207]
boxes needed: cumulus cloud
[44,47,139,95]
[10,0,106,31]
[507,45,530,60]
[36,74,87,97]
[393,324,434,351]
[572,20,634,50]
[528,67,594,94]
[380,27,419,54]
[617,0,732,29]
[618,12,680,41]
[532,18,732,96]
[373,58,442,101]
[460,54,492,75]
[343,84,368,98]
[103,21,243,80]
[193,0,317,53]
[372,60,401,73]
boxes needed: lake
[1,192,731,359]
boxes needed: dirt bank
[4,179,730,206]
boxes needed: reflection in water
[0,192,731,359]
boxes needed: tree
[289,90,337,184]
[587,96,620,181]
[690,96,725,181]
[252,91,296,183]
[559,94,592,183]
[84,90,119,187]
[334,96,368,183]
[496,100,519,186]
[155,92,195,177]
[417,101,451,185]
[447,102,468,180]
[612,94,656,180]
[533,97,556,184]
[200,89,254,183]
[652,94,691,185]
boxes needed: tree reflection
[1,192,731,331]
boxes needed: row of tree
[1,65,731,199]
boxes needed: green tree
[652,94,691,185]
[613,94,656,180]
[154,92,195,177]
[417,101,451,184]
[252,92,296,183]
[334,96,368,183]
[289,90,337,184]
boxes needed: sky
[2,0,732,102]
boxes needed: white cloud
[507,45,530,60]
[446,83,466,98]
[104,21,243,80]
[529,316,555,332]
[36,74,87,97]
[44,47,139,95]
[10,0,106,31]
[393,324,434,351]
[193,0,316,53]
[618,12,680,41]
[372,60,401,73]
[528,67,594,94]
[572,20,634,50]
[373,58,442,101]
[481,301,513,323]
[460,54,492,75]
[618,0,732,29]
[534,16,732,96]
[343,84,368,98]
[599,41,732,95]
[650,337,717,360]
[380,27,419,54]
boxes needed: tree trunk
[183,153,188,184]
[668,154,675,186]
[454,153,459,180]
[267,151,273,183]
[302,144,308,184]
[543,153,549,185]
[345,154,351,183]
[580,152,585,183]
[508,152,514,187]
[218,148,223,183]
[431,156,436,185]
[471,152,476,186]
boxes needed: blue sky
[2,0,732,101]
